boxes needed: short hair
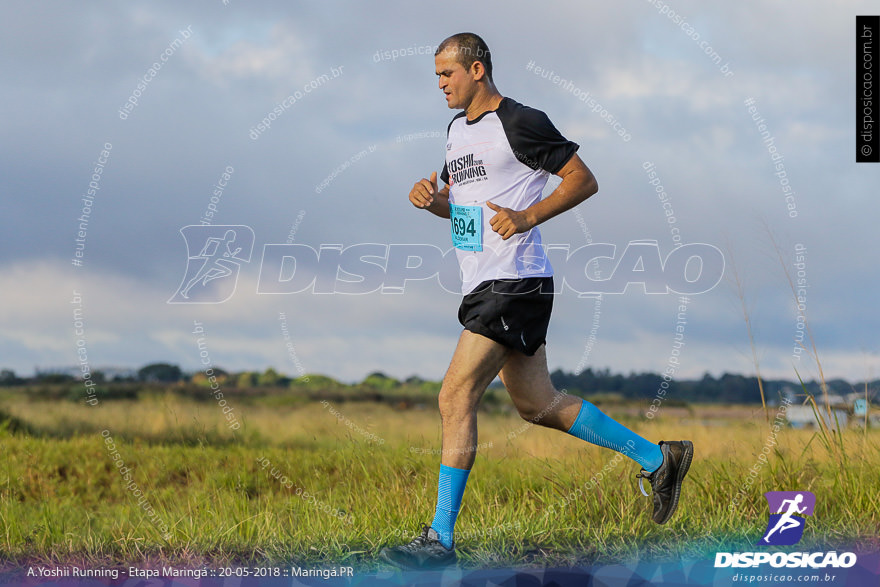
[435,33,493,81]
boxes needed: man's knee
[515,401,544,423]
[512,388,567,426]
[438,383,479,420]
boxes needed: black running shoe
[636,440,694,524]
[379,525,457,569]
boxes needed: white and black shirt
[440,97,579,294]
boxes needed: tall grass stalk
[728,253,769,425]
[767,230,846,468]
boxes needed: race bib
[449,203,482,252]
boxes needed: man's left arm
[487,153,598,240]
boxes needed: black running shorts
[457,277,554,356]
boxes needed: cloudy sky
[2,1,878,385]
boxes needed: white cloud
[193,22,314,88]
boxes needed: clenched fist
[487,201,532,239]
[409,171,438,209]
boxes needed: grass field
[1,390,879,571]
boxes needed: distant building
[782,386,875,430]
[786,405,849,430]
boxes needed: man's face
[435,48,476,110]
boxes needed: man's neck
[465,90,503,121]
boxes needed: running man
[762,494,807,544]
[180,230,243,299]
[380,33,693,569]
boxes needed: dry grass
[1,395,878,571]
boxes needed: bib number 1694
[452,216,476,238]
[449,203,482,252]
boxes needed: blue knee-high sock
[430,464,470,549]
[566,400,664,472]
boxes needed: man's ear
[471,61,486,81]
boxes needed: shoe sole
[657,440,693,524]
[378,548,456,570]
[378,549,399,568]
[379,549,417,570]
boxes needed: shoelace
[635,471,652,497]
[404,525,432,550]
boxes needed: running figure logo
[759,491,816,546]
[168,225,254,304]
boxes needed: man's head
[434,33,494,111]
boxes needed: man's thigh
[499,345,554,400]
[500,346,582,428]
[441,329,510,405]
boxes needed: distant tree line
[2,364,438,394]
[3,364,875,404]
[548,368,872,404]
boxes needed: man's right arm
[409,171,450,219]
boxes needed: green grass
[1,395,878,572]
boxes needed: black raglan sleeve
[498,100,579,174]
